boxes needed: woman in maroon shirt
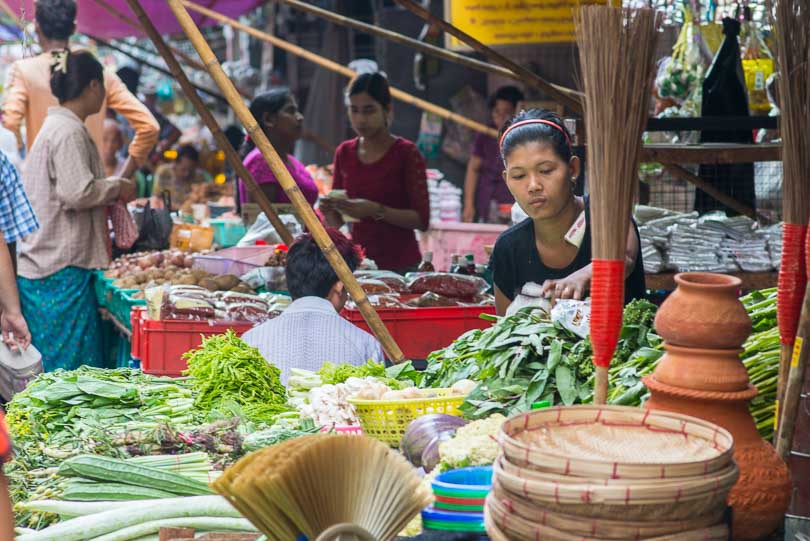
[322,72,430,272]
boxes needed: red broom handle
[776,223,807,423]
[591,259,625,404]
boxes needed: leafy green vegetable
[317,360,386,384]
[422,299,661,419]
[183,330,288,425]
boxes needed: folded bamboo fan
[212,435,432,541]
[574,6,659,404]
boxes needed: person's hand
[541,268,591,303]
[1,311,31,352]
[462,203,475,223]
[118,178,137,203]
[334,198,380,220]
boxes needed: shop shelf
[340,304,496,360]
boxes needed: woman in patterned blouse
[321,72,430,272]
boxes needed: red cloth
[0,411,11,465]
[332,137,430,271]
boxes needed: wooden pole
[165,0,406,363]
[273,0,545,89]
[123,0,294,246]
[775,287,810,459]
[660,163,760,221]
[594,367,609,405]
[90,0,252,99]
[181,0,498,138]
[393,0,583,115]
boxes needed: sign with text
[444,0,609,49]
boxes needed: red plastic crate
[136,315,255,377]
[341,305,496,360]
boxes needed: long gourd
[16,496,240,541]
[61,481,178,501]
[58,455,212,496]
[87,517,256,541]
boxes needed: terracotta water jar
[654,273,752,349]
[644,272,791,541]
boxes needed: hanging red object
[778,223,807,347]
[590,259,625,368]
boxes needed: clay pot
[653,344,749,392]
[654,273,752,349]
[644,377,792,541]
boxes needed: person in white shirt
[242,228,384,384]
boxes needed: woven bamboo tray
[495,454,738,505]
[485,494,730,541]
[499,405,734,479]
[490,479,724,539]
[496,453,736,488]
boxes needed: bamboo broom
[179,0,496,139]
[770,0,810,453]
[121,0,293,246]
[574,6,658,404]
[770,0,810,434]
[165,0,406,364]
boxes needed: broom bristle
[213,435,432,541]
[575,6,658,259]
[771,0,810,224]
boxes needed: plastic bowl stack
[485,405,738,541]
[421,466,492,538]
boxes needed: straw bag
[109,201,138,250]
[0,341,42,402]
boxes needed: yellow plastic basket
[348,389,465,447]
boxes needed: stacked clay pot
[644,272,792,541]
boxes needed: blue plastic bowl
[421,506,484,524]
[432,465,493,494]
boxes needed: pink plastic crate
[192,246,275,277]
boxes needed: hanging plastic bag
[109,201,139,250]
[132,192,173,252]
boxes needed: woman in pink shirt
[239,88,318,207]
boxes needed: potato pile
[105,250,255,297]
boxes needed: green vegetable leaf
[555,365,577,405]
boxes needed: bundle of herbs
[183,330,289,425]
[422,299,659,419]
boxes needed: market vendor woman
[490,109,646,315]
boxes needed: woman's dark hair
[347,72,392,109]
[240,87,292,159]
[50,50,104,104]
[286,229,362,300]
[488,85,525,110]
[176,144,199,163]
[35,0,76,41]
[499,108,573,163]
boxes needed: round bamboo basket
[490,479,725,538]
[485,494,730,541]
[493,456,735,521]
[499,405,734,479]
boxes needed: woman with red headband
[489,109,646,315]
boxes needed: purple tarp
[5,0,264,39]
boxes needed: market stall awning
[4,0,263,39]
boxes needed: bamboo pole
[273,0,541,88]
[90,0,252,99]
[123,0,294,246]
[181,0,497,138]
[775,287,810,459]
[165,0,406,363]
[393,0,583,115]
